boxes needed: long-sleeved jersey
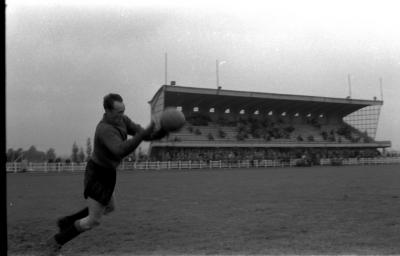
[91,114,165,169]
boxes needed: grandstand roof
[149,85,383,116]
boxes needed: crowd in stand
[150,147,381,162]
[150,113,380,162]
[182,113,373,144]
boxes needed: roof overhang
[150,140,391,148]
[149,85,382,117]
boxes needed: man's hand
[143,119,169,141]
[142,121,156,138]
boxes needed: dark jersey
[91,114,166,169]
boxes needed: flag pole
[165,52,168,85]
[347,74,352,98]
[216,59,219,88]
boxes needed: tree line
[6,138,93,163]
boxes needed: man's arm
[124,115,168,141]
[123,115,142,136]
[143,127,169,141]
[99,124,153,159]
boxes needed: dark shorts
[84,160,116,206]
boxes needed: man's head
[103,93,125,122]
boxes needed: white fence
[5,157,400,173]
[320,157,400,166]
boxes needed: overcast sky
[6,0,400,157]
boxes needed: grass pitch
[7,165,400,255]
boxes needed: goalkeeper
[42,93,168,255]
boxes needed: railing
[5,157,400,173]
[320,157,400,166]
[5,162,87,173]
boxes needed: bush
[297,135,303,141]
[207,133,214,140]
[194,128,202,135]
[307,135,314,141]
[187,126,193,133]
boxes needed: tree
[25,146,46,162]
[14,148,24,162]
[7,148,16,162]
[46,148,56,162]
[71,142,79,163]
[86,137,92,161]
[78,147,85,163]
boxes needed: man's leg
[54,198,105,246]
[57,207,89,231]
[103,195,116,215]
[72,197,105,232]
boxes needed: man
[42,93,168,255]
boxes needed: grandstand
[148,84,391,163]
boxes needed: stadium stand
[148,84,391,163]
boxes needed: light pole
[216,59,226,88]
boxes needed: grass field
[7,165,400,255]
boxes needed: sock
[65,207,89,221]
[58,207,89,229]
[54,221,83,245]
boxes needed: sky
[6,0,400,157]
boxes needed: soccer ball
[160,107,186,132]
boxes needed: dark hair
[103,93,123,110]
